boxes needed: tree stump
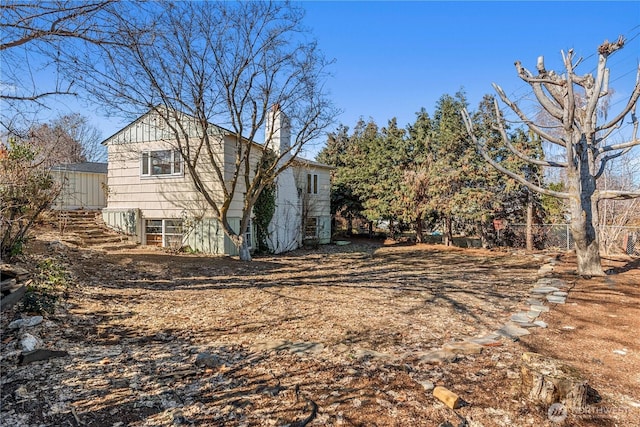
[520,352,589,409]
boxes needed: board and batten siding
[50,168,107,211]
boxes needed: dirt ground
[1,231,639,427]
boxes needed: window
[145,219,183,248]
[141,150,183,177]
[305,217,318,239]
[307,173,318,194]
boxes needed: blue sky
[12,1,640,159]
[297,0,640,155]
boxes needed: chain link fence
[507,224,640,256]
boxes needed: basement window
[145,219,183,248]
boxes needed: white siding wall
[104,109,331,253]
[295,165,332,243]
[51,170,107,210]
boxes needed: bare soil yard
[1,233,639,426]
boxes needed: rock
[48,240,67,251]
[536,278,566,288]
[496,323,531,340]
[530,304,549,313]
[417,350,457,364]
[510,312,532,324]
[553,291,568,297]
[20,333,41,352]
[19,349,69,365]
[442,341,483,355]
[533,320,548,328]
[526,311,541,320]
[537,265,554,275]
[195,352,222,369]
[354,348,393,361]
[251,339,323,355]
[0,264,31,281]
[419,380,435,391]
[287,341,324,355]
[9,316,44,329]
[531,286,560,294]
[546,295,566,304]
[467,334,502,347]
[613,349,628,356]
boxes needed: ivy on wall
[253,149,277,254]
[254,183,276,254]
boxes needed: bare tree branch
[598,190,640,200]
[491,99,567,168]
[492,83,566,146]
[461,108,570,199]
[598,66,640,131]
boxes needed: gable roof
[102,107,332,169]
[100,107,237,146]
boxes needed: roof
[100,107,237,146]
[102,107,332,169]
[50,162,108,174]
[293,157,334,170]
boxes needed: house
[101,107,331,255]
[50,162,108,210]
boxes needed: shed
[50,162,108,210]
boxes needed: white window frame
[141,149,183,177]
[307,173,318,194]
[145,219,183,248]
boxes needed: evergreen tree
[317,124,364,234]
[427,91,475,245]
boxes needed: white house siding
[51,168,107,210]
[103,108,331,254]
[268,165,302,253]
[102,208,140,239]
[295,164,332,244]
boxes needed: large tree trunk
[230,233,252,261]
[238,243,252,261]
[568,149,604,277]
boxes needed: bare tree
[0,1,117,106]
[598,154,640,254]
[1,139,62,260]
[462,37,640,276]
[66,1,335,260]
[54,114,104,162]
